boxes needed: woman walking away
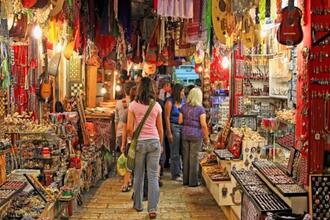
[165,83,185,181]
[115,81,136,154]
[127,77,163,219]
[120,86,137,192]
[179,88,209,187]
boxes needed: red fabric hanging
[95,24,116,58]
[153,0,158,10]
[210,49,229,87]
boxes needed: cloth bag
[126,100,156,171]
[117,153,127,176]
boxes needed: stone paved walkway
[70,172,227,220]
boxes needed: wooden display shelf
[202,168,240,220]
[201,167,241,206]
[38,202,55,219]
[85,112,114,120]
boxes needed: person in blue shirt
[165,83,185,181]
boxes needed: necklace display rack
[253,160,307,197]
[309,0,330,173]
[231,170,291,215]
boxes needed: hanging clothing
[157,0,193,19]
[118,0,131,42]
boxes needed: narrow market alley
[70,173,226,220]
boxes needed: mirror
[272,143,295,175]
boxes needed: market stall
[0,0,329,219]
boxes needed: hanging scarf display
[157,0,193,19]
[73,0,82,54]
[118,0,131,42]
[205,0,212,44]
[0,42,10,90]
[259,0,266,24]
[210,48,229,87]
[175,21,195,57]
[198,0,208,42]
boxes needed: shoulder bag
[126,100,156,171]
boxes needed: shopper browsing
[179,87,209,187]
[120,86,137,192]
[115,81,136,154]
[165,83,185,181]
[126,77,163,219]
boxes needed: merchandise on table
[199,154,218,166]
[1,113,54,134]
[232,169,291,213]
[214,149,234,160]
[203,165,230,181]
[309,175,330,219]
[3,191,47,219]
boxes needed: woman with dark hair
[127,77,163,218]
[115,81,136,155]
[165,83,185,181]
[120,86,137,192]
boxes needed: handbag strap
[132,100,156,140]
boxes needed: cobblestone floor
[70,172,227,220]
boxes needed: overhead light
[221,56,229,69]
[115,85,121,92]
[101,87,107,95]
[55,42,63,53]
[260,29,267,39]
[32,25,42,39]
[197,65,203,73]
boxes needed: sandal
[121,186,131,192]
[149,211,157,219]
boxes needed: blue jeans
[169,123,182,178]
[133,139,161,212]
[182,137,202,186]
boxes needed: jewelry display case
[309,174,330,219]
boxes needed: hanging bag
[126,100,156,171]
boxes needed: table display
[253,160,307,198]
[232,170,291,214]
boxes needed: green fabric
[1,58,10,89]
[259,0,266,24]
[206,0,212,44]
[126,100,156,171]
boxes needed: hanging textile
[88,0,96,39]
[73,0,82,54]
[199,0,208,42]
[259,0,266,24]
[118,0,131,42]
[205,0,212,44]
[186,0,202,43]
[157,0,193,19]
[175,21,195,57]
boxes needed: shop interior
[0,0,329,219]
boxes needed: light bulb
[101,87,107,95]
[32,25,42,39]
[114,70,118,75]
[133,65,139,71]
[260,29,267,39]
[221,56,229,69]
[115,85,121,92]
[197,65,203,73]
[55,42,63,53]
